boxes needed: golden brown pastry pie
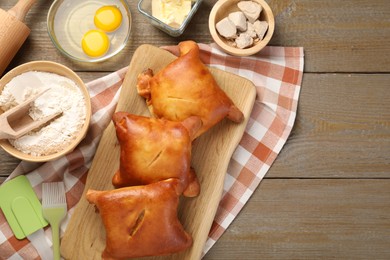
[137,40,244,138]
[86,178,192,259]
[112,112,201,197]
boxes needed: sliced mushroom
[246,22,257,38]
[253,20,268,40]
[235,33,254,49]
[237,1,262,23]
[216,17,237,39]
[228,11,247,31]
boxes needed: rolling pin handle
[8,0,37,22]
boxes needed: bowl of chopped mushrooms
[209,0,275,56]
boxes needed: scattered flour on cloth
[0,71,87,156]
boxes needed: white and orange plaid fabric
[0,43,304,259]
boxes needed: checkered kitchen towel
[0,43,304,259]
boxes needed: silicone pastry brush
[42,182,67,260]
[0,175,52,259]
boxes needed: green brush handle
[44,207,66,260]
[51,221,61,260]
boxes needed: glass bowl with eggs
[47,0,132,62]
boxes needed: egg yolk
[81,30,110,57]
[94,5,123,32]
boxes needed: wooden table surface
[1,0,389,259]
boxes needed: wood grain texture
[0,0,389,73]
[0,149,19,177]
[270,0,390,72]
[0,0,389,259]
[269,73,390,178]
[204,179,390,259]
[60,44,256,260]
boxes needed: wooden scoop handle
[8,0,37,22]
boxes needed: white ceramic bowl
[0,61,91,162]
[209,0,275,56]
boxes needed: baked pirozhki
[137,40,244,138]
[112,112,201,197]
[86,178,192,259]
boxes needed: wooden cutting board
[61,44,256,260]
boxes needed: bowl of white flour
[0,61,91,162]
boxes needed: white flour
[0,71,87,156]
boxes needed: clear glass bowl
[138,0,202,37]
[47,0,132,63]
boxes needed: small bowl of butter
[47,0,132,62]
[138,0,202,37]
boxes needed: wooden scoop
[0,89,62,139]
[0,0,37,76]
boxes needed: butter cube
[152,0,192,28]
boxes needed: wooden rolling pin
[0,0,37,76]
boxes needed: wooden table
[1,0,389,259]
